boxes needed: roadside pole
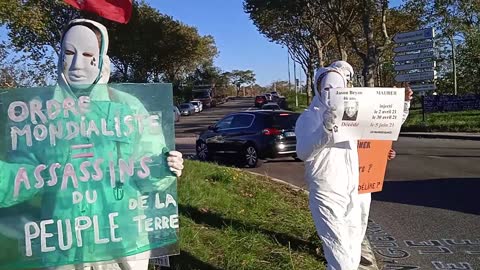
[293,60,298,107]
[422,94,426,122]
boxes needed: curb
[242,170,379,270]
[400,133,480,141]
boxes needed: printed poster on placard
[329,88,404,143]
[0,83,179,269]
[357,140,392,194]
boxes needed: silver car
[179,103,195,116]
[190,100,203,112]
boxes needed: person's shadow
[373,177,480,215]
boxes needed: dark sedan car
[196,110,300,168]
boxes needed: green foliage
[402,0,480,94]
[0,42,54,87]
[285,92,308,113]
[402,109,480,132]
[224,70,256,96]
[0,0,218,89]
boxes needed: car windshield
[180,104,190,109]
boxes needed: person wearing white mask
[55,18,185,270]
[295,60,412,269]
[59,18,184,177]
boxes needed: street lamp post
[293,59,298,107]
[288,49,291,92]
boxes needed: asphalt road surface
[175,98,480,269]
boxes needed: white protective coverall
[295,61,410,269]
[41,18,182,270]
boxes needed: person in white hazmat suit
[38,19,184,270]
[295,61,412,269]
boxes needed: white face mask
[61,25,101,89]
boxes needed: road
[175,98,480,269]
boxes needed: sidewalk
[400,132,480,140]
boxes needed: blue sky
[1,0,404,86]
[152,0,404,86]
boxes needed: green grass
[284,92,309,113]
[165,160,325,270]
[402,109,480,132]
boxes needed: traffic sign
[409,84,437,91]
[394,51,434,62]
[393,28,434,43]
[394,62,435,71]
[394,41,434,53]
[395,71,436,82]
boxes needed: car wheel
[196,141,211,161]
[242,144,259,168]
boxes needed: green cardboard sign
[0,83,179,269]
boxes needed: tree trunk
[448,35,458,95]
[362,0,377,87]
[314,39,325,67]
[335,33,348,61]
[362,58,376,87]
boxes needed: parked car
[262,102,281,110]
[174,106,180,122]
[196,110,300,168]
[190,102,200,113]
[190,100,203,112]
[179,103,196,116]
[255,95,267,107]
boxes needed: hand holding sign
[323,106,337,131]
[388,149,396,160]
[403,83,413,101]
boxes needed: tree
[403,0,480,94]
[0,42,53,87]
[105,3,218,88]
[0,0,81,82]
[0,0,218,89]
[244,0,334,103]
[224,70,256,96]
[456,30,480,94]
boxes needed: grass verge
[284,92,308,113]
[402,109,480,132]
[165,160,325,270]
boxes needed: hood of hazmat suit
[294,60,410,269]
[0,19,177,270]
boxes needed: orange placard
[357,140,392,194]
